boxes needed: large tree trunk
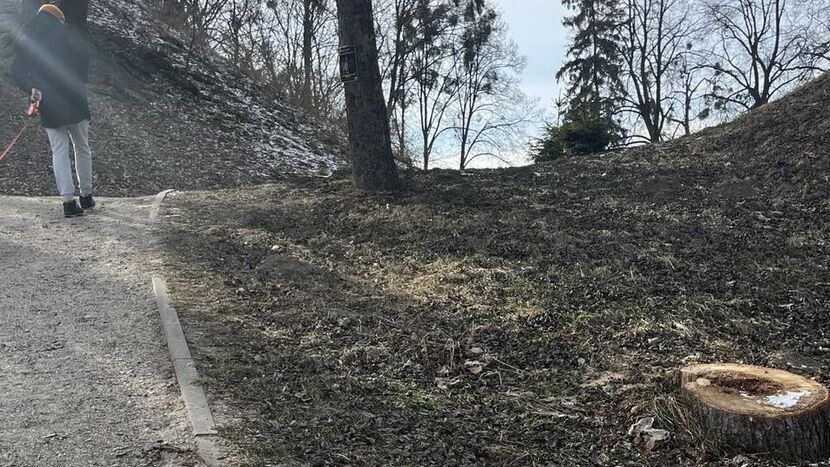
[334,0,400,191]
[680,363,830,461]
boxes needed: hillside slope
[155,72,830,465]
[0,0,343,197]
[619,73,830,204]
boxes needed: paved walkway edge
[150,190,222,466]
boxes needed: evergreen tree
[556,0,624,150]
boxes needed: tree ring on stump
[680,363,830,461]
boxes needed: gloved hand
[28,88,41,116]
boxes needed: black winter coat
[15,11,91,129]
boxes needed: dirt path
[0,196,199,466]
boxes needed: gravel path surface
[0,196,200,466]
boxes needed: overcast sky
[493,0,568,119]
[432,1,569,169]
[446,0,567,169]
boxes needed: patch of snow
[75,0,349,181]
[763,390,810,409]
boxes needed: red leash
[0,120,32,162]
[0,98,40,162]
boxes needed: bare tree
[300,0,327,99]
[409,0,459,170]
[806,2,830,67]
[166,0,228,71]
[216,0,261,70]
[701,0,819,110]
[619,0,696,143]
[414,51,456,170]
[375,0,419,112]
[256,0,340,114]
[149,0,538,171]
[452,11,532,170]
[375,0,421,162]
[667,49,710,137]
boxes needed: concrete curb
[150,189,175,222]
[149,190,222,466]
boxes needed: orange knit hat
[39,4,66,23]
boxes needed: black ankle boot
[63,200,84,218]
[79,195,96,210]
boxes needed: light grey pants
[45,120,93,202]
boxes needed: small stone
[464,360,484,374]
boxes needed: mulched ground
[159,134,829,465]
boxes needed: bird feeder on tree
[339,45,358,83]
[680,363,830,461]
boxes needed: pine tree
[556,0,624,151]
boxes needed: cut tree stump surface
[680,363,830,461]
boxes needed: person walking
[15,1,94,218]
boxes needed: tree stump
[680,363,830,461]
